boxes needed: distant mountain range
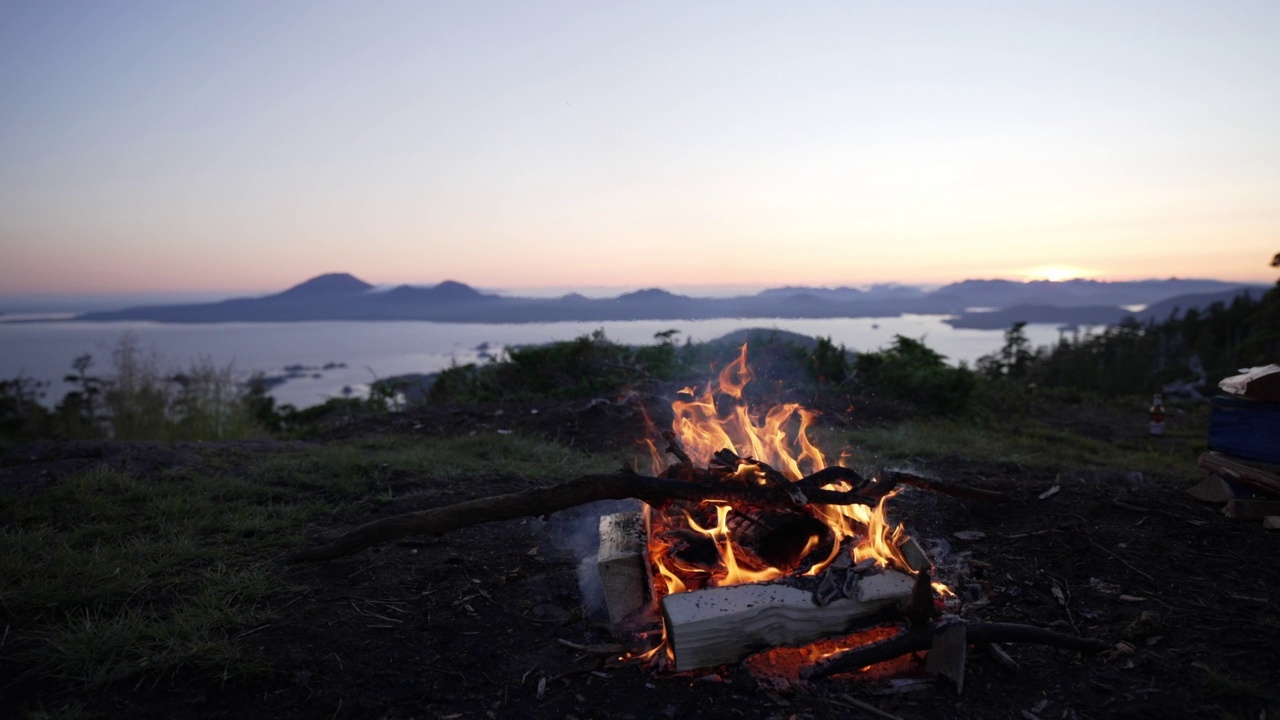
[72,273,1269,327]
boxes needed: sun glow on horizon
[1021,265,1102,283]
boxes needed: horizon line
[2,272,1273,302]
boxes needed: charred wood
[804,620,1110,681]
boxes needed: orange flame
[685,503,784,587]
[669,345,825,479]
[644,344,913,609]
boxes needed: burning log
[661,570,915,671]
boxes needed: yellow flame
[685,504,784,587]
[641,343,915,663]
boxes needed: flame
[637,343,919,667]
[685,504,784,587]
[624,345,962,674]
[669,345,824,479]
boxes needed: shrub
[428,329,696,403]
[10,334,270,442]
[852,335,976,414]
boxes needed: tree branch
[290,469,878,562]
[804,620,1109,680]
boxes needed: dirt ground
[8,396,1280,720]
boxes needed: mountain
[616,288,687,302]
[756,286,865,302]
[917,278,1250,313]
[77,275,498,322]
[382,280,493,303]
[273,273,374,298]
[72,274,1271,326]
[944,285,1266,329]
[1137,287,1268,322]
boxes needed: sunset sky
[2,1,1277,297]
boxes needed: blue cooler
[1208,395,1280,464]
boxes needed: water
[0,316,1079,408]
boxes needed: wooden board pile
[1189,453,1280,530]
[1190,365,1280,530]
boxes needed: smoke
[539,498,641,619]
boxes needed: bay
[0,316,1081,408]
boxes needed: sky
[2,0,1278,297]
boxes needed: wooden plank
[596,512,648,624]
[897,536,931,572]
[1197,452,1280,498]
[661,570,914,671]
[925,620,968,693]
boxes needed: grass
[0,434,621,716]
[827,415,1207,482]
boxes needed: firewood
[897,536,931,572]
[925,619,968,693]
[596,512,649,624]
[291,469,880,562]
[660,570,915,671]
[903,568,934,628]
[804,620,1110,681]
[1197,452,1280,498]
[1185,475,1249,503]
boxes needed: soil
[6,396,1279,720]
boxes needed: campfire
[293,343,1111,690]
[596,344,942,676]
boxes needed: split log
[896,536,931,573]
[291,470,879,562]
[661,570,915,671]
[1185,475,1249,503]
[804,620,1111,681]
[596,512,649,624]
[924,619,968,693]
[903,568,934,628]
